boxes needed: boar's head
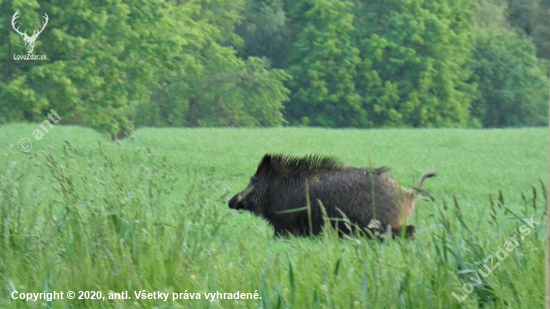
[227,155,272,215]
[227,154,339,217]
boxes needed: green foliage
[1,0,547,134]
[0,0,195,137]
[285,0,362,127]
[134,50,290,127]
[352,0,477,128]
[468,27,549,127]
[475,0,509,29]
[0,124,547,308]
[240,0,548,129]
[188,0,247,47]
[272,0,479,128]
[506,0,550,59]
[235,0,291,68]
[0,0,289,137]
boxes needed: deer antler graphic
[12,11,49,54]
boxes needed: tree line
[0,0,548,138]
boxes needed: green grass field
[0,123,547,308]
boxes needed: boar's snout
[228,194,244,210]
[228,183,256,210]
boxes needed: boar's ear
[255,154,272,179]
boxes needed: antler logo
[11,11,49,54]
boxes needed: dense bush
[469,28,548,127]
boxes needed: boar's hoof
[405,225,416,238]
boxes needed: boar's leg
[272,217,324,238]
[273,225,290,238]
[327,219,351,238]
[272,222,303,238]
[390,225,416,239]
[405,225,416,238]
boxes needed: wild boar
[228,154,435,238]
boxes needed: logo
[11,10,48,57]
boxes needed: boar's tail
[417,172,436,189]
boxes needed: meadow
[0,123,547,308]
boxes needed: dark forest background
[1,0,548,138]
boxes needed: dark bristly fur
[267,154,389,177]
[228,154,434,238]
[271,154,342,171]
